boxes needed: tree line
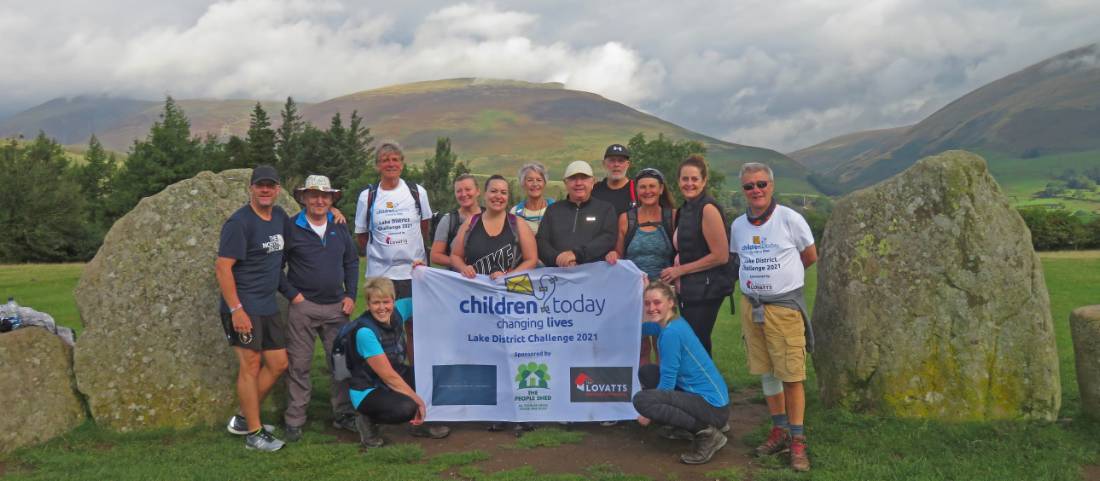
[0,97,475,262]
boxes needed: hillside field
[1,252,1097,479]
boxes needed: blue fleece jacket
[283,212,359,304]
[642,317,729,408]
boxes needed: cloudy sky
[1,0,1097,152]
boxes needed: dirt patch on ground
[332,389,770,479]
[1083,464,1100,481]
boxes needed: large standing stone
[0,327,86,453]
[74,169,298,431]
[1070,305,1100,420]
[813,150,1060,421]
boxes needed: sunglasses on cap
[742,180,769,191]
[635,167,665,183]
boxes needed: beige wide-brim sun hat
[294,174,343,204]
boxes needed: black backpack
[330,317,371,382]
[623,207,675,260]
[429,210,466,256]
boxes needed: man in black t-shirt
[591,143,635,215]
[214,165,293,452]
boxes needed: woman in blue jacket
[634,280,730,465]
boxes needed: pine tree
[420,137,469,214]
[275,97,305,179]
[246,102,277,168]
[0,133,89,261]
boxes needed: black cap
[604,144,630,159]
[250,165,280,185]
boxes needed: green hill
[795,43,1100,194]
[0,79,819,194]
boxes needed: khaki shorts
[740,297,806,382]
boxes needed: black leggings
[634,365,728,433]
[679,297,724,355]
[355,368,418,424]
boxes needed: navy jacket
[283,212,360,304]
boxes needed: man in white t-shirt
[353,141,432,301]
[729,162,817,473]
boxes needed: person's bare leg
[765,391,786,416]
[783,382,804,426]
[256,349,289,403]
[235,347,263,432]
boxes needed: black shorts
[221,311,286,351]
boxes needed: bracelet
[229,304,243,313]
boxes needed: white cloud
[0,0,1098,152]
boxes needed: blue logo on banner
[432,364,498,406]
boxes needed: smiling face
[367,292,395,325]
[484,178,510,213]
[644,288,675,323]
[303,190,333,218]
[678,165,707,200]
[741,170,774,213]
[635,177,663,207]
[565,174,594,203]
[453,178,480,209]
[522,170,545,199]
[249,180,280,208]
[376,150,404,182]
[603,155,630,182]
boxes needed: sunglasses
[742,180,769,191]
[636,168,665,183]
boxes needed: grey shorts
[221,311,286,351]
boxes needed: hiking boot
[410,423,451,439]
[284,424,303,443]
[721,421,730,433]
[755,426,791,456]
[656,425,695,441]
[679,426,727,465]
[790,435,810,472]
[354,414,384,448]
[245,429,285,452]
[226,415,274,436]
[487,422,508,432]
[332,413,358,433]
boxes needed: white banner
[412,262,644,422]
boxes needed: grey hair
[517,162,548,183]
[740,162,774,181]
[375,141,404,163]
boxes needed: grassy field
[1,253,1098,480]
[978,148,1100,217]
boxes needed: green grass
[977,148,1100,215]
[0,263,84,333]
[2,253,1099,479]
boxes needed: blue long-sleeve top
[282,212,360,304]
[642,317,729,408]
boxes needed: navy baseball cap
[250,165,280,185]
[604,144,630,159]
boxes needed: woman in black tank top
[450,175,538,280]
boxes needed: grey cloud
[1,0,1097,153]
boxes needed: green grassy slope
[798,43,1100,194]
[300,78,818,193]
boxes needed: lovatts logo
[753,235,761,244]
[385,201,395,209]
[569,367,631,403]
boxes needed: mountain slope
[0,79,819,194]
[796,43,1100,192]
[299,78,816,192]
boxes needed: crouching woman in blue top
[634,280,730,465]
[348,277,450,448]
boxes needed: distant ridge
[0,78,819,193]
[791,43,1100,193]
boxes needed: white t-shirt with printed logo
[730,205,814,296]
[353,181,433,280]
